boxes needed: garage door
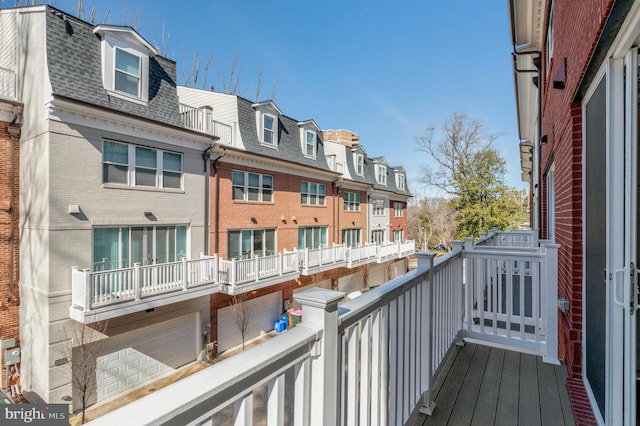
[217,292,282,353]
[96,314,197,401]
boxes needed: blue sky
[46,0,525,196]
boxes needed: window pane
[163,171,181,189]
[264,115,274,130]
[320,228,327,247]
[242,230,252,258]
[232,170,245,186]
[298,228,305,248]
[176,226,187,259]
[263,175,273,188]
[163,152,182,172]
[301,182,308,193]
[116,49,140,76]
[103,164,128,184]
[248,188,259,201]
[104,141,128,164]
[115,72,140,96]
[93,228,121,271]
[263,189,272,202]
[233,186,245,200]
[253,230,263,256]
[136,147,157,168]
[265,230,275,255]
[248,173,260,188]
[229,231,240,259]
[136,167,156,186]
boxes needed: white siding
[217,292,282,353]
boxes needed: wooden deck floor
[411,342,575,426]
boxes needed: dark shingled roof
[236,96,334,173]
[45,6,183,127]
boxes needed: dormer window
[395,172,406,190]
[254,101,282,148]
[298,120,320,158]
[376,165,387,185]
[263,113,277,145]
[305,131,316,157]
[355,154,364,176]
[94,25,157,104]
[115,48,141,97]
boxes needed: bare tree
[221,50,241,95]
[65,320,108,424]
[230,293,252,351]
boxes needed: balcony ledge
[69,282,220,324]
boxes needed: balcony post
[231,258,237,286]
[414,252,436,415]
[278,253,283,276]
[134,262,141,301]
[294,288,345,426]
[542,242,560,364]
[83,269,92,310]
[213,254,219,283]
[255,256,260,282]
[182,257,188,291]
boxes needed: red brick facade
[0,118,20,382]
[211,161,338,256]
[389,200,407,241]
[539,0,614,377]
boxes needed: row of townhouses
[0,5,413,411]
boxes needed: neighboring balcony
[0,67,16,100]
[88,229,564,426]
[179,103,234,146]
[70,241,416,322]
[70,255,221,324]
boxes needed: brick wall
[0,119,20,383]
[212,161,337,256]
[539,0,613,376]
[389,200,407,240]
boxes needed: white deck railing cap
[294,288,345,310]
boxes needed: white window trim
[394,202,404,217]
[98,32,151,104]
[354,153,364,176]
[344,191,361,211]
[301,181,326,206]
[376,165,387,185]
[304,130,317,158]
[395,172,406,190]
[102,140,183,190]
[261,112,278,147]
[546,5,554,75]
[232,170,274,203]
[372,198,386,216]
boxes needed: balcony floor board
[414,343,575,426]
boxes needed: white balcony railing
[0,67,16,100]
[179,103,233,146]
[87,230,558,426]
[71,242,415,321]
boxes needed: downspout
[210,148,226,254]
[7,108,22,302]
[203,146,213,255]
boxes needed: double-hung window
[396,173,405,190]
[344,192,360,211]
[232,170,273,202]
[301,181,325,205]
[372,199,385,216]
[115,47,141,98]
[103,140,183,189]
[376,165,387,185]
[393,229,403,242]
[262,114,277,145]
[354,154,364,176]
[305,131,316,157]
[394,202,404,217]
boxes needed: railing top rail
[464,246,545,261]
[87,326,317,426]
[338,268,425,331]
